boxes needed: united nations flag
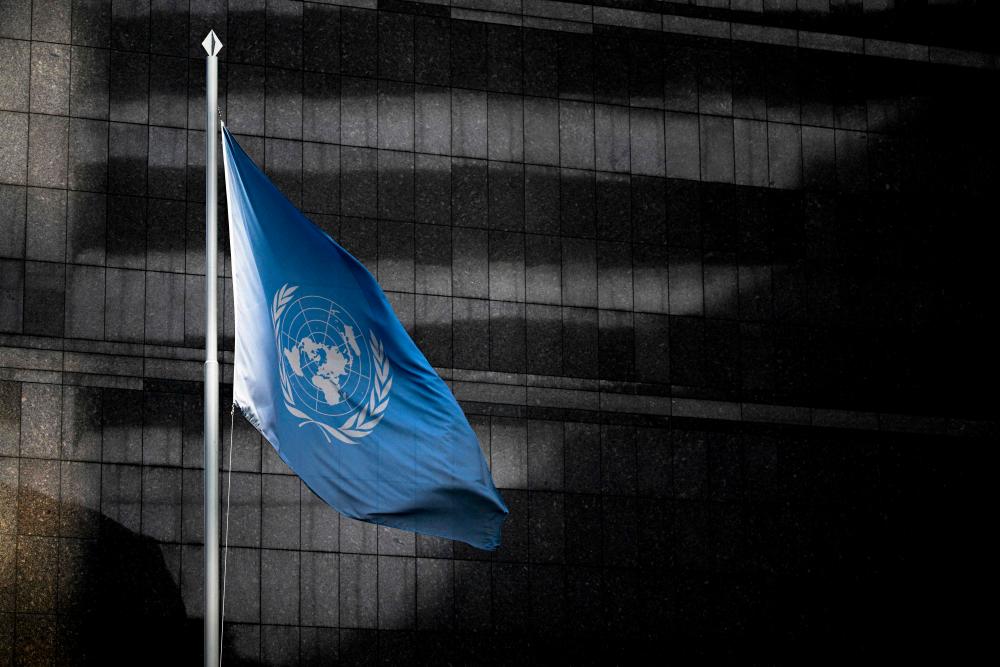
[222,126,508,549]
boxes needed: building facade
[1,0,997,663]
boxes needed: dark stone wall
[1,0,996,664]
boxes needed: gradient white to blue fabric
[221,126,508,550]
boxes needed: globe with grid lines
[278,294,372,418]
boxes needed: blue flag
[221,127,508,549]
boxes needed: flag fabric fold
[221,126,508,549]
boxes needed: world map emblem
[272,284,392,444]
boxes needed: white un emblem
[272,284,392,445]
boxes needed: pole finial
[202,30,223,56]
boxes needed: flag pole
[201,29,222,667]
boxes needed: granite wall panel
[0,1,996,663]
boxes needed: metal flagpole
[201,29,222,667]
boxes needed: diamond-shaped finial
[202,30,223,56]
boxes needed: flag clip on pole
[201,29,222,667]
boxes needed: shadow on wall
[3,484,195,664]
[3,2,999,662]
[30,0,995,418]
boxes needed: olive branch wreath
[272,283,392,445]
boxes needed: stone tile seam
[427,0,993,70]
[0,265,901,323]
[0,3,996,70]
[0,104,902,143]
[0,346,993,438]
